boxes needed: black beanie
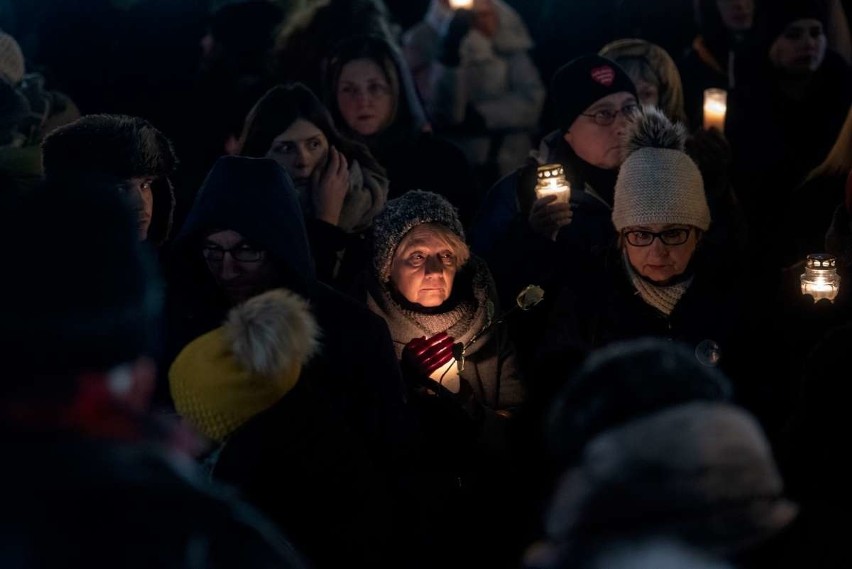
[550,54,638,133]
[762,0,826,43]
[0,180,163,390]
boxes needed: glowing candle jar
[448,0,474,8]
[800,253,841,302]
[703,88,727,133]
[534,163,571,204]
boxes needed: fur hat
[41,114,178,244]
[0,31,25,85]
[550,54,638,133]
[42,114,178,181]
[169,289,321,442]
[545,402,797,554]
[546,338,732,467]
[372,189,465,282]
[612,107,710,231]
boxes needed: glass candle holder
[800,253,841,302]
[534,163,571,204]
[703,88,727,133]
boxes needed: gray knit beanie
[612,107,710,232]
[372,190,465,282]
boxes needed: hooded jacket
[163,156,412,459]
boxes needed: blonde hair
[395,222,471,269]
[599,38,688,125]
[807,104,852,181]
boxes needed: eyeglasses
[581,103,640,126]
[622,227,693,247]
[202,244,265,263]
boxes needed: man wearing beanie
[533,108,763,419]
[468,53,639,379]
[41,114,179,245]
[0,182,308,568]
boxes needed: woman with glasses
[161,155,413,479]
[531,108,758,410]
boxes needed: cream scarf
[623,252,693,316]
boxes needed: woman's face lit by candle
[390,224,461,307]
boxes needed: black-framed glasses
[581,103,641,126]
[202,244,265,263]
[622,227,693,247]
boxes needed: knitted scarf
[623,252,693,316]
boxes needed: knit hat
[545,401,798,554]
[613,107,710,231]
[169,289,321,442]
[546,338,732,467]
[550,54,638,133]
[762,0,826,44]
[0,31,25,85]
[372,189,465,282]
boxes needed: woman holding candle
[354,188,529,568]
[725,0,852,282]
[531,108,768,426]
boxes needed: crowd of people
[2,0,851,567]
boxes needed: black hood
[173,155,316,295]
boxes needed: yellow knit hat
[169,288,321,442]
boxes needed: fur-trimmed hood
[41,114,178,245]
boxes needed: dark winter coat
[532,247,763,421]
[0,434,307,568]
[212,380,402,569]
[163,156,413,461]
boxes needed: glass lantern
[800,253,841,302]
[534,163,571,204]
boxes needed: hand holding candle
[703,88,727,133]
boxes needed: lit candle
[448,0,474,8]
[800,254,841,302]
[534,164,571,204]
[703,88,727,133]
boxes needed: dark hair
[238,82,385,175]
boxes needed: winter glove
[685,127,732,201]
[438,9,475,67]
[402,332,457,379]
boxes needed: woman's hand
[312,146,350,226]
[528,194,573,241]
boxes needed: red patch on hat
[590,65,615,86]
